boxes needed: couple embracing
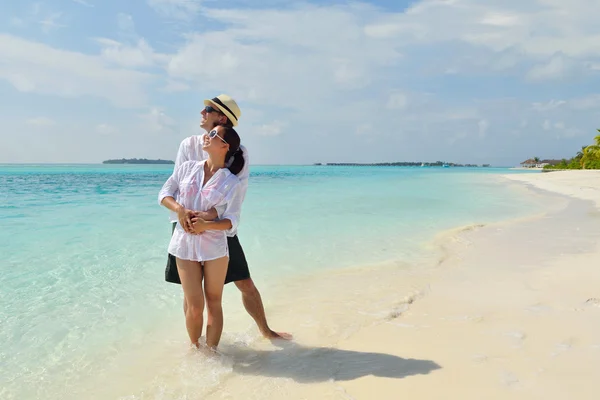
[158,94,291,350]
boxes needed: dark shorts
[164,223,251,285]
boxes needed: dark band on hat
[211,97,238,121]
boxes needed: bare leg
[235,278,292,340]
[176,258,204,347]
[203,256,229,349]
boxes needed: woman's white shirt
[168,134,249,238]
[158,160,243,262]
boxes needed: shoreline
[200,170,600,400]
[330,170,600,400]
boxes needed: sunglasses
[204,105,223,114]
[208,129,228,144]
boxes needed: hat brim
[203,99,238,126]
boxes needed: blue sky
[1,0,599,165]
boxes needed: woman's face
[202,126,229,154]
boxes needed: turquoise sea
[0,164,548,399]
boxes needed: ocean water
[0,164,548,399]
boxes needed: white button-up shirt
[158,160,243,262]
[168,134,249,237]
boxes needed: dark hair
[222,117,234,128]
[219,125,245,175]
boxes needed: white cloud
[37,9,66,34]
[147,0,201,20]
[480,12,522,27]
[139,107,176,133]
[356,124,373,136]
[532,99,566,111]
[527,56,569,81]
[71,0,94,7]
[364,23,404,39]
[168,5,400,111]
[117,13,136,37]
[569,94,600,110]
[478,119,489,138]
[0,34,152,108]
[11,3,67,33]
[162,80,190,92]
[254,120,286,137]
[542,120,552,130]
[95,124,118,135]
[360,0,600,79]
[95,38,168,68]
[386,92,408,110]
[26,117,56,127]
[10,17,25,28]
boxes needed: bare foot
[263,330,293,340]
[201,347,221,358]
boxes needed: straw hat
[204,94,241,127]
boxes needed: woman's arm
[158,162,196,233]
[160,196,198,233]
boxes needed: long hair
[219,125,245,175]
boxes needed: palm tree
[586,144,600,159]
[592,129,600,151]
[580,146,593,168]
[582,129,600,168]
[533,156,540,162]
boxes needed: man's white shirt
[168,133,249,237]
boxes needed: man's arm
[174,138,190,172]
[192,208,218,222]
[235,144,250,202]
[193,180,243,234]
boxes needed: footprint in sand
[575,298,600,311]
[503,330,527,348]
[585,298,600,307]
[385,289,428,320]
[501,371,520,387]
[551,338,575,357]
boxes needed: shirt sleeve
[218,179,244,236]
[174,138,191,172]
[236,145,250,203]
[158,161,187,205]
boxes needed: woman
[158,124,245,350]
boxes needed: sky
[1,0,599,166]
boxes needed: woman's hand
[177,206,198,233]
[192,218,209,234]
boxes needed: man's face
[200,103,226,131]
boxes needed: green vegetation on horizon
[544,129,600,170]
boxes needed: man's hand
[177,207,198,233]
[190,208,219,222]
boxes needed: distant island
[102,158,174,165]
[314,161,490,167]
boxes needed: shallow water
[0,164,548,399]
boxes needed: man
[165,94,291,340]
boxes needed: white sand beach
[199,170,600,400]
[331,171,600,399]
